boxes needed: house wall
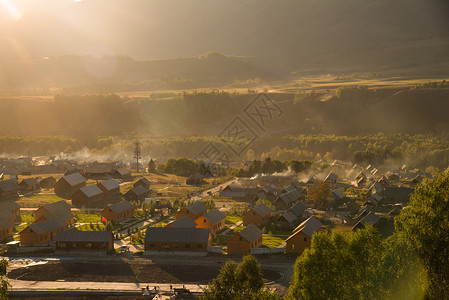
[98,185,120,197]
[55,180,85,194]
[72,191,104,206]
[101,207,135,223]
[56,237,114,252]
[227,234,263,255]
[144,241,208,252]
[20,226,66,245]
[242,209,269,226]
[0,227,13,240]
[286,231,311,254]
[195,217,225,235]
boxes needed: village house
[85,165,112,180]
[112,168,132,181]
[54,172,86,194]
[34,200,75,227]
[55,231,114,254]
[195,209,226,235]
[0,200,21,221]
[19,178,40,192]
[20,219,67,245]
[100,201,135,223]
[277,202,305,228]
[274,189,302,210]
[186,173,204,185]
[219,183,259,201]
[72,185,104,206]
[324,172,338,184]
[243,203,271,227]
[176,201,208,221]
[0,179,19,198]
[97,179,120,197]
[352,211,379,231]
[133,177,151,190]
[285,216,323,254]
[144,227,211,253]
[39,177,57,189]
[382,186,414,204]
[125,185,150,202]
[260,184,280,202]
[0,218,13,241]
[227,224,263,255]
[166,216,197,228]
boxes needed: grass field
[75,213,100,224]
[17,194,66,207]
[225,215,243,225]
[263,236,285,248]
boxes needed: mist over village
[0,0,449,299]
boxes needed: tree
[105,221,113,231]
[396,172,449,298]
[0,259,10,299]
[148,158,156,173]
[306,181,331,210]
[202,255,278,300]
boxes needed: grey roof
[0,217,13,230]
[0,179,19,192]
[251,203,271,217]
[135,177,151,185]
[283,185,297,193]
[0,210,14,220]
[332,189,345,200]
[127,185,148,196]
[262,184,278,194]
[237,224,263,243]
[108,201,134,213]
[353,211,379,231]
[61,172,86,187]
[40,201,74,221]
[168,216,198,228]
[114,168,130,176]
[20,178,39,186]
[280,211,298,224]
[277,189,302,205]
[325,172,337,183]
[79,185,103,198]
[55,230,113,242]
[186,201,207,215]
[202,209,225,224]
[28,219,66,234]
[292,216,323,238]
[144,227,210,243]
[288,202,305,217]
[384,187,414,198]
[98,179,120,191]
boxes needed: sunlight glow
[0,0,22,20]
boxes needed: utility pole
[134,140,141,173]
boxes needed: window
[253,212,255,215]
[73,243,77,248]
[60,243,66,248]
[204,219,206,223]
[150,243,155,247]
[197,244,202,248]
[304,237,307,242]
[86,243,91,248]
[185,244,191,248]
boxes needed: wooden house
[277,202,305,228]
[285,216,323,254]
[54,172,86,194]
[34,200,75,227]
[227,224,263,255]
[0,218,13,241]
[243,203,271,227]
[72,185,104,206]
[97,179,120,197]
[55,231,114,254]
[0,200,21,221]
[274,189,302,210]
[382,187,414,204]
[324,172,338,184]
[186,173,204,185]
[125,185,149,201]
[144,227,211,252]
[85,165,112,180]
[176,201,207,221]
[133,177,151,190]
[19,178,40,192]
[260,184,280,202]
[219,183,259,201]
[100,201,135,223]
[112,168,132,181]
[166,216,197,228]
[195,209,226,235]
[20,219,67,245]
[0,179,19,198]
[352,211,379,231]
[39,177,57,189]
